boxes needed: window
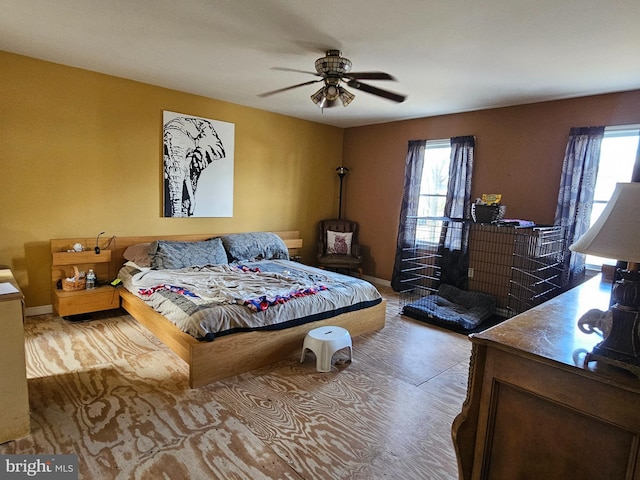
[415,139,451,245]
[586,125,639,267]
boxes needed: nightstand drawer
[53,286,120,316]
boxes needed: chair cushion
[326,230,353,255]
[317,254,362,268]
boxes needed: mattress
[119,259,382,341]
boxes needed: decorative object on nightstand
[61,266,86,291]
[570,183,640,377]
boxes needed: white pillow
[326,230,353,255]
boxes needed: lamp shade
[569,183,640,263]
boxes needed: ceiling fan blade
[345,71,397,81]
[346,80,406,103]
[258,79,322,97]
[272,67,320,77]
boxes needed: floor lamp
[336,166,349,219]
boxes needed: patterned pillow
[326,230,353,255]
[149,237,228,269]
[221,232,289,262]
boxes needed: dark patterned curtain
[391,140,426,291]
[438,136,475,288]
[391,137,475,291]
[554,126,605,287]
[444,136,475,220]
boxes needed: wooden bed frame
[51,232,387,388]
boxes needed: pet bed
[403,283,496,331]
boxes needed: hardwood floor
[0,285,472,479]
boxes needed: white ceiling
[2,0,640,128]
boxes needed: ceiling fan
[258,49,406,108]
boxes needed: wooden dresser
[452,275,640,480]
[0,268,30,443]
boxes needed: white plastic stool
[300,326,352,372]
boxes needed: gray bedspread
[118,260,382,340]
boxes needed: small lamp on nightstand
[570,183,640,376]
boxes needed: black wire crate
[507,225,565,316]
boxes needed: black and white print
[163,111,234,217]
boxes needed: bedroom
[2,1,640,478]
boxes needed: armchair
[316,219,363,275]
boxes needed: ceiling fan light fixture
[263,49,405,108]
[315,49,352,76]
[310,87,325,106]
[311,85,344,109]
[325,85,339,101]
[338,87,355,107]
[311,85,345,109]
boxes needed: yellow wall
[1,51,344,307]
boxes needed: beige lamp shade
[569,183,640,263]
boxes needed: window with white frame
[587,125,639,267]
[415,139,451,245]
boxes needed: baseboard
[25,305,53,317]
[362,274,390,287]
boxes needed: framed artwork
[162,111,235,217]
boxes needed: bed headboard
[50,231,302,285]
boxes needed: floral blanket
[119,260,382,340]
[133,264,328,312]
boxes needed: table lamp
[570,183,640,376]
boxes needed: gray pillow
[220,232,289,262]
[149,237,228,269]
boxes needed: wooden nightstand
[51,241,120,317]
